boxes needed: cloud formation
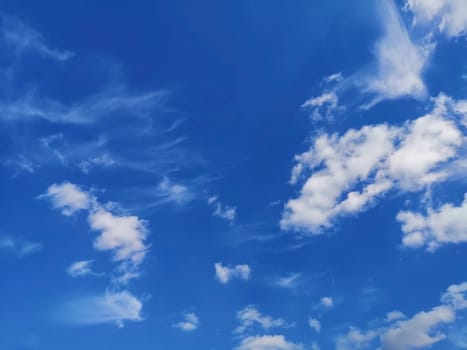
[0,236,41,257]
[282,94,465,234]
[336,281,467,350]
[214,262,251,284]
[235,335,303,350]
[173,312,200,331]
[405,0,467,37]
[235,306,290,334]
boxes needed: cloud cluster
[336,281,467,350]
[43,182,149,282]
[405,0,467,37]
[282,94,465,233]
[397,193,467,250]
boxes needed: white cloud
[381,305,455,350]
[397,193,467,250]
[385,311,407,323]
[214,262,251,284]
[43,182,149,284]
[235,335,303,350]
[154,177,194,205]
[274,273,302,289]
[235,306,290,334]
[89,209,148,265]
[0,88,167,124]
[308,317,321,333]
[60,290,143,328]
[336,328,379,350]
[173,312,200,332]
[320,296,334,308]
[302,92,340,121]
[282,94,464,234]
[1,15,74,61]
[335,281,467,350]
[363,0,430,104]
[0,236,41,257]
[405,0,467,37]
[208,196,237,222]
[66,260,94,278]
[41,182,91,216]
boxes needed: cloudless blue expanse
[1,1,467,349]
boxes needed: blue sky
[1,0,467,349]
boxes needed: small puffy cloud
[66,260,94,278]
[235,335,303,350]
[1,15,74,61]
[235,306,290,334]
[274,273,302,289]
[282,94,464,234]
[308,317,321,333]
[320,297,334,308]
[214,262,251,284]
[405,0,467,38]
[60,290,143,328]
[208,196,237,222]
[0,236,41,257]
[397,193,467,250]
[363,0,429,103]
[173,312,200,332]
[335,281,467,350]
[41,182,91,216]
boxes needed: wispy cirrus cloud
[58,290,143,328]
[0,236,41,257]
[0,15,74,61]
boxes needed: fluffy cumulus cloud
[235,306,290,334]
[41,182,91,216]
[60,290,143,328]
[364,0,430,103]
[43,182,149,284]
[214,262,251,284]
[282,94,465,234]
[397,193,467,250]
[405,0,467,37]
[335,281,467,350]
[173,312,200,332]
[235,335,303,350]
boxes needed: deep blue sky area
[1,1,467,350]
